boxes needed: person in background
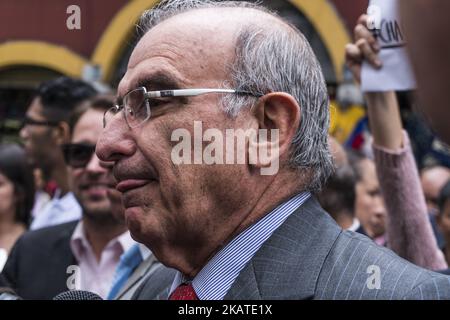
[421,166,450,215]
[317,164,364,234]
[420,165,450,248]
[400,0,450,266]
[30,167,51,220]
[318,137,366,234]
[20,77,97,230]
[437,181,450,266]
[0,144,35,271]
[345,14,447,270]
[1,97,131,299]
[65,96,133,298]
[348,151,386,244]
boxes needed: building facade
[0,0,368,140]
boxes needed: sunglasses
[62,143,96,168]
[21,116,60,128]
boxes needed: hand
[345,14,382,83]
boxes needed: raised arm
[345,15,447,270]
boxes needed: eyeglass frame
[21,116,60,128]
[103,87,262,129]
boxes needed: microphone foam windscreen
[53,290,103,300]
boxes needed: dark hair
[68,95,116,134]
[0,144,35,226]
[438,180,450,214]
[36,77,97,122]
[318,164,356,218]
[347,149,370,182]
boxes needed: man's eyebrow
[135,72,182,91]
[117,72,183,102]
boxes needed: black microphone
[0,287,22,300]
[53,290,103,300]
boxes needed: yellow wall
[0,41,87,77]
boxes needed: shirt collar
[52,191,80,211]
[138,243,152,260]
[170,192,311,300]
[347,218,361,232]
[70,220,88,260]
[70,220,134,262]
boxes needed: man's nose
[86,154,107,173]
[19,126,28,140]
[374,197,387,217]
[96,118,136,162]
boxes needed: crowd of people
[1,0,450,300]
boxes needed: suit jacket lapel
[225,197,341,300]
[115,254,158,299]
[224,260,262,299]
[52,221,78,266]
[45,221,78,295]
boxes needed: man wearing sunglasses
[2,97,136,299]
[20,77,97,230]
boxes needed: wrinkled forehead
[118,7,285,100]
[118,9,244,99]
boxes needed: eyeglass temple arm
[146,89,261,98]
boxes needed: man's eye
[148,98,167,107]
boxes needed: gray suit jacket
[131,264,177,300]
[114,253,161,300]
[135,197,450,300]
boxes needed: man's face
[70,109,116,221]
[420,167,450,213]
[355,159,387,238]
[20,97,57,168]
[0,172,15,217]
[96,12,257,264]
[437,200,450,240]
[107,188,125,223]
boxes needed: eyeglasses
[103,87,262,128]
[21,116,60,128]
[62,143,96,168]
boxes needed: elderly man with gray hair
[97,0,450,300]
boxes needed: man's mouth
[116,179,153,193]
[80,183,111,190]
[80,183,112,198]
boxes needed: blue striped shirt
[169,192,311,300]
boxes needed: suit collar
[55,220,79,240]
[225,196,341,300]
[48,220,79,269]
[52,220,78,253]
[115,254,158,299]
[224,260,262,299]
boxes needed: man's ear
[52,122,71,145]
[252,92,301,165]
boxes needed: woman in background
[0,144,35,262]
[345,14,447,270]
